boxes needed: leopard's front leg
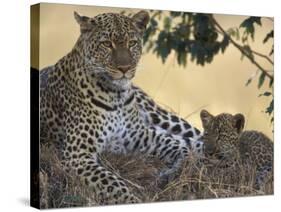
[61,120,141,205]
[62,153,140,204]
[124,125,204,182]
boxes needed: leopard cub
[200,109,273,190]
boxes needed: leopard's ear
[132,10,150,33]
[74,11,96,33]
[200,110,213,128]
[233,113,245,133]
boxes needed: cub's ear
[233,113,245,133]
[132,10,150,33]
[74,11,96,33]
[200,110,213,128]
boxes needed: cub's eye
[101,41,113,48]
[128,40,138,47]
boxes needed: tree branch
[251,49,274,65]
[209,16,273,81]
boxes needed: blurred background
[34,3,274,139]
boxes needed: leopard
[39,10,204,205]
[199,109,273,190]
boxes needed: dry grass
[39,144,273,209]
[40,144,98,208]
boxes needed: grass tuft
[39,144,273,208]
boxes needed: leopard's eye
[101,41,113,48]
[128,40,138,47]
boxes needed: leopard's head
[200,110,245,158]
[73,11,149,88]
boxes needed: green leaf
[143,18,158,45]
[269,45,274,56]
[221,35,230,53]
[240,52,245,61]
[235,28,240,40]
[240,17,262,28]
[170,11,182,17]
[240,16,261,40]
[241,32,248,43]
[227,27,240,40]
[154,31,173,63]
[145,40,154,52]
[227,28,235,37]
[151,18,158,26]
[269,77,274,88]
[243,45,254,60]
[263,30,274,43]
[177,51,187,66]
[245,77,252,86]
[266,99,274,115]
[164,17,172,31]
[258,72,266,89]
[259,91,272,97]
[174,23,191,38]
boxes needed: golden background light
[34,3,273,139]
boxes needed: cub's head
[73,11,149,86]
[200,110,245,157]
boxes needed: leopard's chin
[94,71,132,90]
[112,78,132,89]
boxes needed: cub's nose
[117,65,131,73]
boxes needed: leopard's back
[239,130,273,168]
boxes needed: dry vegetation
[39,142,273,209]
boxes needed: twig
[209,15,273,81]
[152,58,174,99]
[99,154,145,191]
[183,104,210,119]
[251,49,274,65]
[122,178,145,191]
[207,186,219,198]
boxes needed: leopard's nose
[117,65,131,73]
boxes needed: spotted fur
[40,11,203,204]
[200,110,273,189]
